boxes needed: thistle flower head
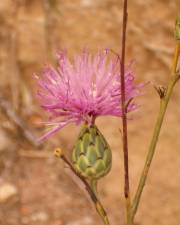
[35,49,141,141]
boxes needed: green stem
[90,179,110,225]
[90,179,98,196]
[54,149,110,225]
[95,201,110,225]
[129,42,180,224]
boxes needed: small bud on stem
[54,148,63,158]
[154,85,167,99]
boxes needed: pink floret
[35,49,141,141]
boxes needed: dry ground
[0,1,180,225]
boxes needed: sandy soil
[0,1,180,225]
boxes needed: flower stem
[130,39,180,223]
[54,148,110,225]
[120,0,131,223]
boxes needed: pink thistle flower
[35,49,141,141]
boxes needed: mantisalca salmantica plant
[34,3,180,225]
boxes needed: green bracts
[72,124,112,180]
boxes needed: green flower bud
[72,124,112,180]
[175,13,180,43]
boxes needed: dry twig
[0,95,40,147]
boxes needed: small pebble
[0,183,17,203]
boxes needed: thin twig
[120,0,131,223]
[54,148,110,225]
[0,95,41,147]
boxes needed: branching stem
[130,42,180,224]
[54,148,110,225]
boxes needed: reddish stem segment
[120,0,130,200]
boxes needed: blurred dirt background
[0,0,180,225]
